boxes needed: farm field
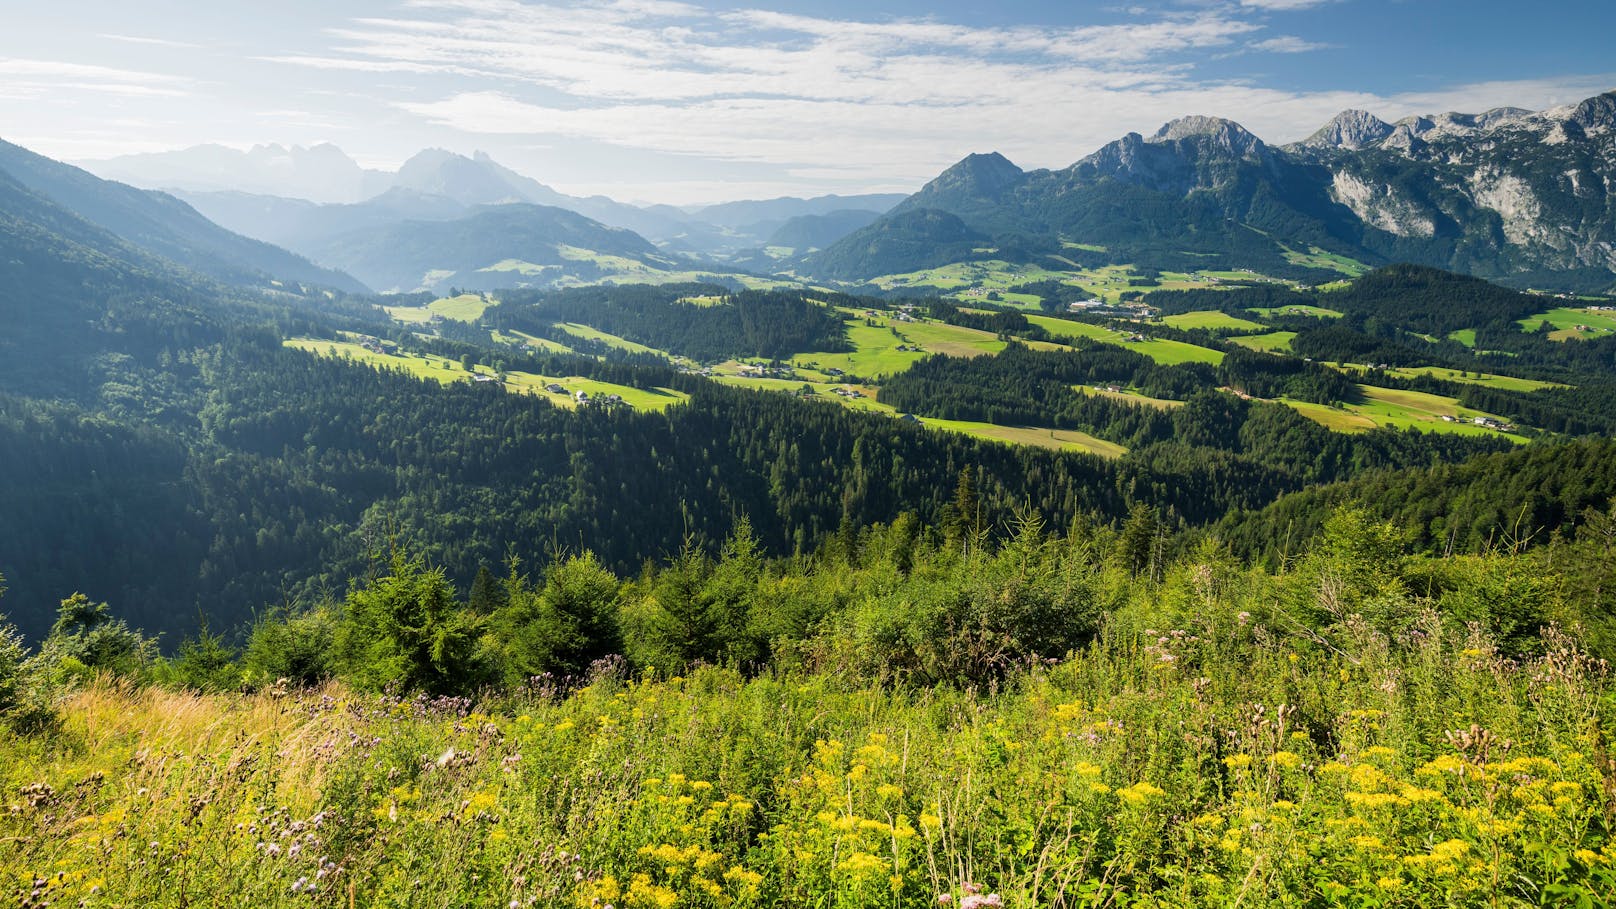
[382,293,490,324]
[1282,384,1525,440]
[286,339,478,384]
[492,329,575,354]
[793,313,1012,379]
[1075,385,1184,410]
[283,340,687,412]
[1518,307,1616,341]
[1246,304,1342,318]
[1160,310,1266,332]
[715,375,1125,456]
[507,374,688,411]
[1372,365,1569,393]
[1022,314,1225,365]
[1230,331,1297,353]
[1281,245,1370,276]
[553,322,667,356]
[867,260,1279,307]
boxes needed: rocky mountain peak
[1301,109,1394,150]
[1149,116,1267,158]
[1569,91,1616,133]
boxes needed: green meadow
[1518,307,1616,341]
[282,340,686,412]
[1230,331,1298,353]
[1283,385,1525,441]
[1159,310,1267,333]
[383,293,491,324]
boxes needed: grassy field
[1518,307,1616,341]
[1283,384,1525,440]
[1075,385,1184,410]
[1281,399,1378,431]
[1023,315,1225,365]
[553,323,667,357]
[1230,331,1298,353]
[1160,310,1267,332]
[286,339,480,384]
[6,611,1611,909]
[383,294,491,325]
[866,260,1262,307]
[1448,329,1478,347]
[715,376,1125,456]
[493,330,576,355]
[792,315,1009,379]
[1246,305,1343,318]
[1374,366,1569,393]
[509,374,688,411]
[1281,246,1370,277]
[283,340,687,412]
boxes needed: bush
[333,551,487,694]
[28,592,156,688]
[242,604,339,688]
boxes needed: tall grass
[4,607,1613,908]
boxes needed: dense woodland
[495,284,853,361]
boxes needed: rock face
[1291,89,1616,281]
[1302,110,1395,150]
[807,89,1616,291]
[1151,116,1269,159]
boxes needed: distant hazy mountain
[691,193,905,231]
[86,143,388,204]
[765,209,888,251]
[314,203,685,293]
[85,144,913,259]
[808,90,1616,292]
[175,187,472,253]
[0,138,367,292]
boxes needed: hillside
[314,204,684,293]
[0,139,366,292]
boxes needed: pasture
[1230,331,1298,353]
[382,293,490,324]
[1159,310,1266,332]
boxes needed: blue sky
[4,0,1613,204]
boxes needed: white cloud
[12,1,1611,205]
[100,34,203,50]
[1239,0,1334,10]
[0,58,191,99]
[1251,35,1330,53]
[315,1,1610,198]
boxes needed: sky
[3,0,1615,205]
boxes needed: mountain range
[0,138,365,293]
[85,145,906,259]
[808,90,1616,293]
[32,88,1616,298]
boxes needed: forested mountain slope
[0,138,365,292]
